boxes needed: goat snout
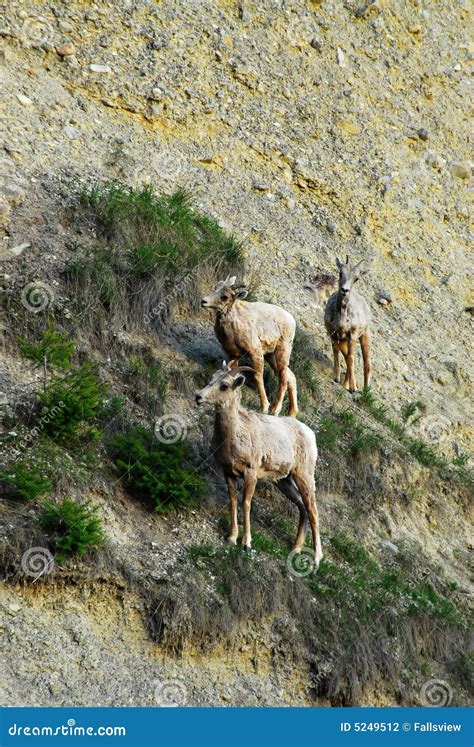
[201,298,208,307]
[341,287,350,295]
[195,393,204,405]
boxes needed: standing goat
[324,256,372,392]
[195,362,322,567]
[201,276,298,416]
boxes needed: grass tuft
[68,183,245,333]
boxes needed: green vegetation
[185,530,469,702]
[359,387,472,484]
[401,400,425,425]
[316,407,382,457]
[68,184,244,330]
[17,323,75,369]
[290,328,320,399]
[0,462,52,501]
[309,533,465,628]
[40,498,105,562]
[110,425,206,512]
[37,364,108,444]
[127,355,168,415]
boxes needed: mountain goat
[201,276,298,416]
[195,361,322,568]
[324,256,372,392]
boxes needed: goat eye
[220,383,229,391]
[221,294,229,301]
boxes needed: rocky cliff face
[1,0,472,708]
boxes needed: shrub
[69,184,245,331]
[17,323,74,369]
[0,463,52,501]
[110,425,206,512]
[37,364,107,443]
[40,498,105,562]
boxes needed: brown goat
[195,362,322,567]
[201,276,298,416]
[324,256,372,392]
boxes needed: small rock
[89,63,112,74]
[336,48,346,66]
[355,3,375,18]
[449,161,471,179]
[10,242,30,256]
[64,125,79,139]
[16,94,32,106]
[310,38,322,52]
[377,288,393,304]
[417,128,429,140]
[56,42,75,57]
[8,603,21,614]
[252,181,270,191]
[2,183,25,206]
[337,119,361,135]
[408,25,422,34]
[0,200,10,223]
[0,157,16,176]
[380,540,399,555]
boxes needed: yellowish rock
[337,119,361,135]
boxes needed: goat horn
[346,254,349,264]
[234,366,256,374]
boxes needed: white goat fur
[201,276,298,416]
[195,362,322,567]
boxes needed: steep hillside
[1,0,472,707]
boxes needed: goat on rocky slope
[201,276,298,416]
[324,256,372,392]
[195,361,322,568]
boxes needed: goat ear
[232,373,246,389]
[335,256,342,269]
[221,359,228,369]
[228,276,237,287]
[234,288,248,300]
[359,266,371,276]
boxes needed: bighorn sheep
[195,361,322,567]
[324,256,372,392]
[201,276,298,416]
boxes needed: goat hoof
[242,544,251,553]
[227,536,238,545]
